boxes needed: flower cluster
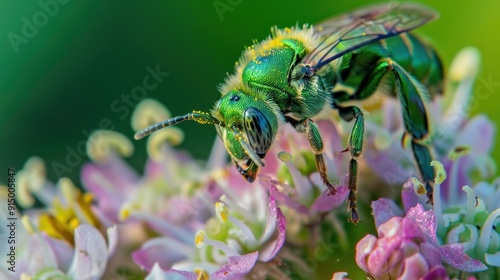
[3,46,499,280]
[353,48,500,279]
[0,157,117,279]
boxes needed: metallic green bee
[135,3,443,223]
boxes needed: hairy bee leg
[338,106,364,224]
[293,118,337,195]
[342,58,435,203]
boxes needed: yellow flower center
[38,178,101,246]
[194,268,210,280]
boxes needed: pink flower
[357,202,486,279]
[0,171,118,279]
[132,167,286,279]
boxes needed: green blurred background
[1,0,499,278]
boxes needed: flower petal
[42,235,74,272]
[439,244,487,272]
[211,251,259,280]
[401,218,426,242]
[367,231,403,276]
[259,206,286,262]
[456,115,495,154]
[421,265,449,280]
[128,212,194,244]
[68,224,108,280]
[355,235,377,272]
[132,237,194,271]
[311,175,349,212]
[106,225,118,257]
[16,233,59,277]
[419,243,442,268]
[268,185,308,215]
[331,271,350,280]
[31,267,69,280]
[81,157,139,222]
[145,263,198,280]
[485,251,500,266]
[405,204,438,246]
[82,156,139,194]
[371,198,404,228]
[398,254,429,280]
[364,142,413,185]
[401,178,422,212]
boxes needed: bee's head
[212,90,279,182]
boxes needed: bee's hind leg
[339,58,435,209]
[390,60,435,203]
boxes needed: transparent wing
[304,3,438,71]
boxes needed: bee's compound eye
[243,107,273,154]
[229,95,240,102]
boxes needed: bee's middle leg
[337,106,364,224]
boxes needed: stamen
[448,146,471,161]
[194,268,210,280]
[219,195,254,222]
[449,48,480,82]
[215,202,257,246]
[59,178,78,205]
[147,128,185,162]
[278,151,313,202]
[17,157,52,207]
[194,230,239,256]
[39,213,75,245]
[444,48,480,128]
[277,151,292,162]
[215,202,229,223]
[433,179,444,236]
[119,203,140,221]
[212,170,236,199]
[445,224,478,252]
[411,177,427,195]
[195,230,205,248]
[131,98,171,133]
[462,186,476,224]
[21,215,36,234]
[58,178,100,228]
[431,161,447,184]
[448,146,470,203]
[147,129,185,174]
[477,208,500,255]
[492,178,500,211]
[18,172,35,208]
[87,130,134,163]
[213,171,255,222]
[207,136,228,170]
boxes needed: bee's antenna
[134,111,222,140]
